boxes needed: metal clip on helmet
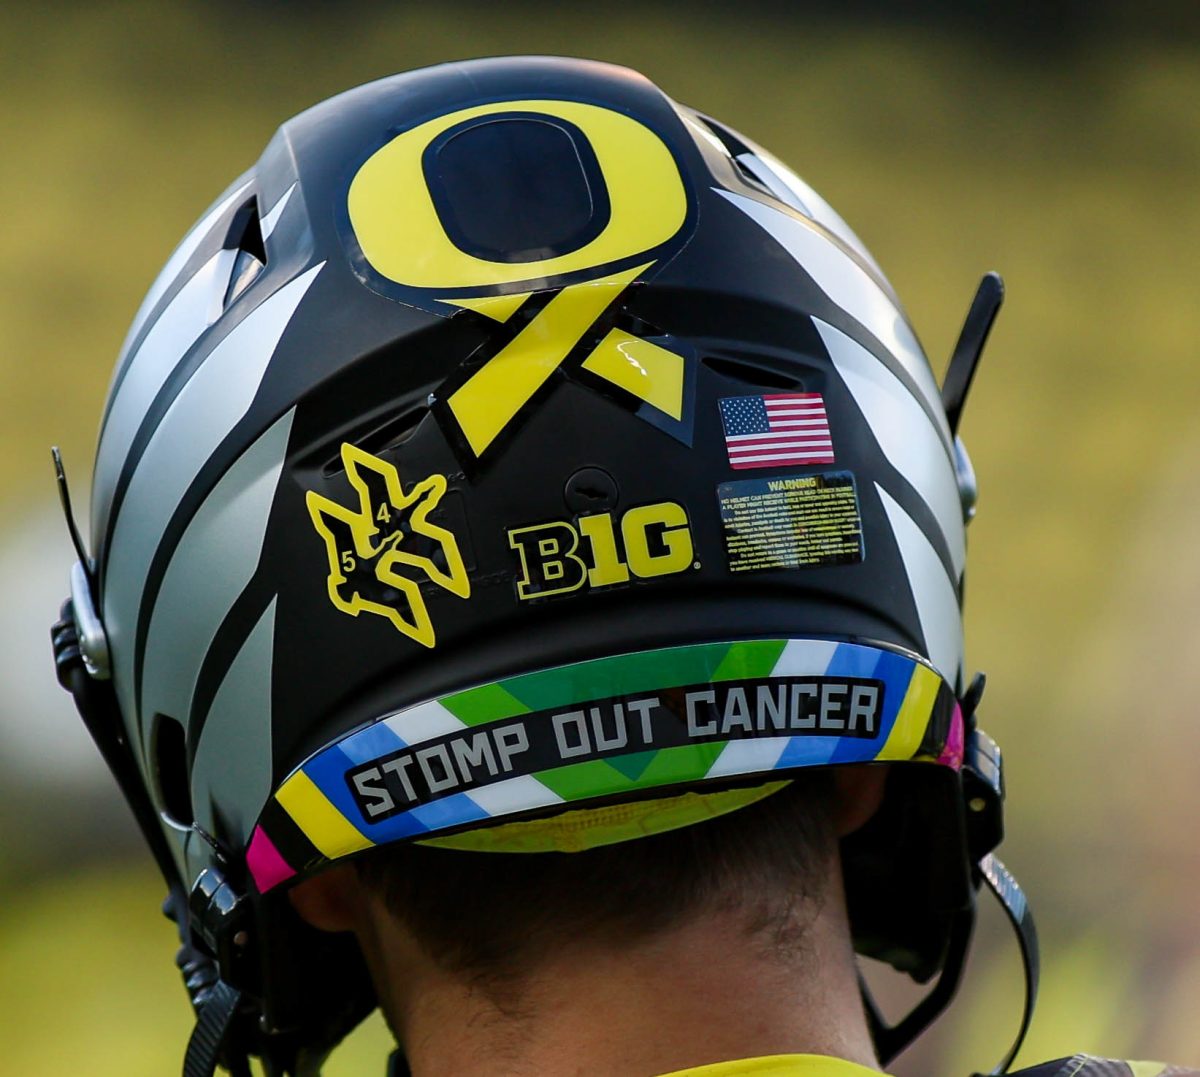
[51,57,1037,1077]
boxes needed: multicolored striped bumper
[247,638,961,893]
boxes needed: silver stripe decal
[876,484,963,684]
[103,263,323,742]
[384,699,466,744]
[260,182,297,240]
[141,409,294,757]
[704,736,790,778]
[93,248,243,549]
[816,319,966,579]
[465,774,565,818]
[191,597,278,843]
[773,639,840,676]
[112,180,251,373]
[716,189,950,449]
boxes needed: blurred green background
[1,3,1197,1074]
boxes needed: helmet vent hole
[223,198,267,308]
[323,405,431,476]
[702,355,804,391]
[150,713,194,829]
[367,404,430,454]
[319,402,432,474]
[690,114,775,199]
[693,113,751,157]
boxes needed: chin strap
[972,854,1039,1077]
[183,979,249,1077]
[860,678,1040,1076]
[860,905,973,1067]
[859,854,1037,1075]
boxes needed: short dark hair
[356,774,836,985]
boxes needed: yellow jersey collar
[659,1054,884,1077]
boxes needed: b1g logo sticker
[345,99,697,459]
[306,444,470,648]
[508,502,696,601]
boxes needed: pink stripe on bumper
[936,703,965,770]
[247,826,296,893]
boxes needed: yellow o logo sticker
[347,99,688,291]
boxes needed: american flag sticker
[718,393,835,470]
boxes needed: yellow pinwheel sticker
[306,444,470,648]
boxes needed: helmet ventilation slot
[222,197,267,309]
[692,112,751,157]
[150,713,194,829]
[702,355,805,391]
[322,404,431,477]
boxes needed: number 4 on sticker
[306,444,470,648]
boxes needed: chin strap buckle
[963,726,1004,860]
[962,717,1039,1075]
[190,867,253,987]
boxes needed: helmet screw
[564,467,619,514]
[968,796,987,813]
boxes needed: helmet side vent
[321,403,431,477]
[690,113,775,198]
[702,355,805,391]
[222,197,267,309]
[692,112,751,157]
[150,712,195,829]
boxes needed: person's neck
[378,894,881,1076]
